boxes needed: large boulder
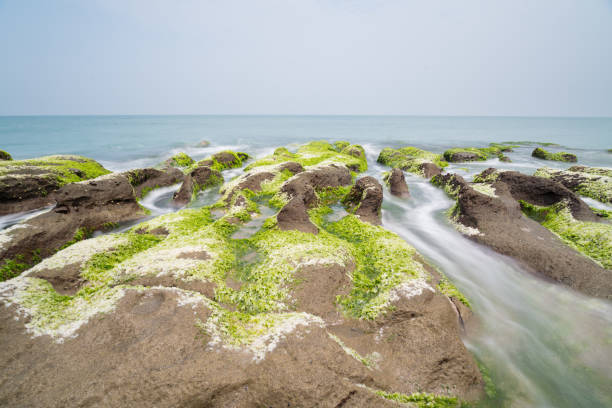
[343,176,383,225]
[0,173,146,278]
[383,168,410,198]
[433,170,612,298]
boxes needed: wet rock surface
[384,168,410,198]
[433,170,612,298]
[534,166,612,204]
[0,173,146,269]
[124,167,184,198]
[0,155,110,215]
[0,141,484,407]
[343,176,383,225]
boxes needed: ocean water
[1,115,612,407]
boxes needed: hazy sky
[1,0,611,116]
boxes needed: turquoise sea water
[1,115,611,166]
[1,115,612,407]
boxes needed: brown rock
[0,173,146,268]
[434,171,612,298]
[277,197,318,234]
[343,176,383,225]
[384,168,410,198]
[419,162,442,179]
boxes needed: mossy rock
[377,147,447,177]
[0,154,110,194]
[531,147,577,162]
[166,152,195,168]
[194,150,250,172]
[443,146,508,163]
[0,150,12,161]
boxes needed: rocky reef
[0,141,484,407]
[377,146,447,178]
[432,168,612,298]
[531,147,577,162]
[0,154,110,215]
[534,166,612,204]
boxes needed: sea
[1,115,612,407]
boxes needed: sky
[0,0,611,117]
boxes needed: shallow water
[2,116,612,406]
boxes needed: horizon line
[1,113,611,120]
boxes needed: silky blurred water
[1,115,612,407]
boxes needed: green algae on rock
[377,146,447,177]
[531,147,577,162]
[534,166,612,204]
[0,150,12,161]
[0,154,110,186]
[443,146,508,163]
[0,140,483,406]
[195,150,250,172]
[245,140,367,172]
[166,152,195,168]
[520,200,612,269]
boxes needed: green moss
[323,215,429,319]
[443,147,504,162]
[377,147,448,176]
[82,233,163,284]
[195,151,249,172]
[167,152,195,168]
[245,141,365,172]
[591,207,612,218]
[488,142,518,151]
[375,390,464,408]
[520,200,612,268]
[0,149,12,160]
[531,147,577,162]
[0,155,110,186]
[60,227,93,250]
[333,141,350,151]
[1,250,42,281]
[503,141,560,147]
[437,277,471,309]
[534,167,611,203]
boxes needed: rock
[197,140,210,147]
[0,155,110,215]
[445,151,482,162]
[196,150,250,171]
[433,170,612,298]
[0,173,146,273]
[531,147,577,162]
[384,168,410,198]
[277,197,319,234]
[164,152,194,168]
[499,155,511,162]
[343,176,383,225]
[534,166,612,204]
[0,150,12,161]
[0,141,485,406]
[124,167,184,198]
[172,166,222,206]
[280,164,352,208]
[377,147,446,178]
